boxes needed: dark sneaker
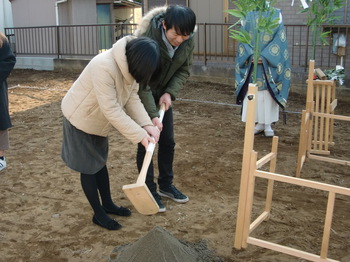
[159,185,189,203]
[153,193,166,213]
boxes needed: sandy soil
[1,69,349,262]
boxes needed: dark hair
[164,5,196,36]
[125,37,160,86]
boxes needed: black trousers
[136,107,175,194]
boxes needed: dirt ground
[1,69,349,262]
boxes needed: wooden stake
[234,84,257,249]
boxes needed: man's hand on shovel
[141,103,166,149]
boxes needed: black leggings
[80,165,115,222]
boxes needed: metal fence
[5,23,138,59]
[5,23,350,71]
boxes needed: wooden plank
[329,83,336,143]
[313,112,350,122]
[242,151,258,248]
[324,84,331,152]
[310,141,335,147]
[249,211,270,233]
[319,84,325,151]
[313,80,335,85]
[234,84,257,249]
[320,192,335,259]
[309,149,331,156]
[256,152,276,169]
[265,136,278,212]
[313,81,320,151]
[308,154,350,166]
[247,237,339,262]
[269,136,278,173]
[315,68,327,80]
[330,99,337,112]
[265,179,274,213]
[296,110,309,177]
[307,102,315,155]
[255,170,350,196]
[306,60,315,105]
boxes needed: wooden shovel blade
[122,183,159,215]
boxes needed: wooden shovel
[122,104,165,215]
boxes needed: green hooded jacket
[134,6,195,119]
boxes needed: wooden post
[265,136,278,213]
[234,84,257,249]
[320,192,335,259]
[296,110,308,177]
[329,82,336,144]
[306,60,315,160]
[306,101,314,157]
[313,84,320,151]
[241,151,258,248]
[324,82,332,152]
[306,60,315,110]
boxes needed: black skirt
[61,117,108,174]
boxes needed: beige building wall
[55,0,97,25]
[69,0,97,24]
[189,0,232,57]
[113,6,142,24]
[1,0,14,33]
[10,0,98,27]
[189,0,226,23]
[10,0,100,60]
[134,7,142,24]
[11,0,56,27]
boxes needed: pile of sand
[109,226,224,262]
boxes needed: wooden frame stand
[234,84,350,262]
[296,60,350,177]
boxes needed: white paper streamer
[291,0,309,9]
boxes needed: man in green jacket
[134,5,196,212]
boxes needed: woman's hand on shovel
[143,125,160,142]
[142,125,160,148]
[141,135,156,149]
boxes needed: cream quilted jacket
[61,35,153,144]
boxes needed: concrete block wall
[14,57,55,71]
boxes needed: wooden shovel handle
[158,103,165,122]
[136,103,166,184]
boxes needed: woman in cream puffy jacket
[61,36,160,230]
